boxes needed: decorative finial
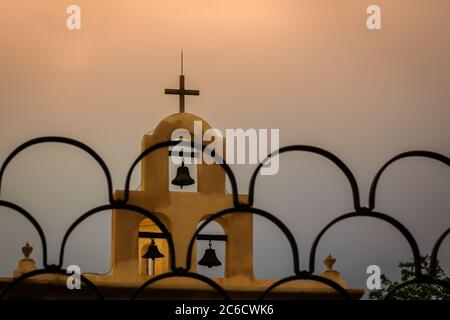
[14,242,36,278]
[323,254,336,271]
[21,242,33,260]
[320,254,347,288]
[181,50,184,75]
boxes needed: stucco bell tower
[109,73,252,284]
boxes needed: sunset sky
[0,1,449,297]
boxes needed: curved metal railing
[0,137,449,300]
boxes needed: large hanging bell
[198,240,222,268]
[142,239,165,260]
[171,161,195,189]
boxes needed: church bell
[198,240,222,268]
[171,160,195,189]
[142,239,165,260]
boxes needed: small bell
[142,239,165,260]
[171,161,195,189]
[198,240,222,268]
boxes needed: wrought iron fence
[0,136,449,300]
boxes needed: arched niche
[196,220,226,278]
[138,218,170,276]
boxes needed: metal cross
[164,52,199,113]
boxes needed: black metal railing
[0,136,449,300]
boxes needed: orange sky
[0,1,449,293]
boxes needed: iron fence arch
[0,136,448,300]
[131,271,230,300]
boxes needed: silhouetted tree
[369,255,450,300]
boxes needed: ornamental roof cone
[320,254,348,288]
[21,242,33,260]
[323,254,336,271]
[13,242,37,278]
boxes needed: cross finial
[165,51,199,113]
[181,50,184,75]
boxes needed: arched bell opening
[138,218,170,277]
[195,220,226,279]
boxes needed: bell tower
[109,67,253,284]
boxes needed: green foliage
[369,255,450,300]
